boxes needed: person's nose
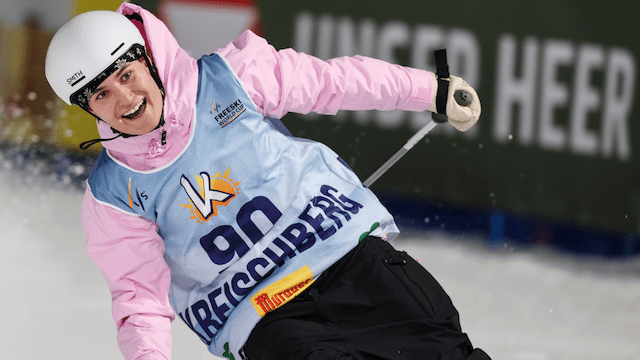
[114,84,137,109]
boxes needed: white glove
[446,75,481,132]
[428,73,481,132]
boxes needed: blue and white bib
[88,53,398,358]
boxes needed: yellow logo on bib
[251,265,315,317]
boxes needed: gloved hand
[445,75,481,132]
[427,73,481,132]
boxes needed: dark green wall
[257,0,640,234]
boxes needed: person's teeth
[124,100,144,117]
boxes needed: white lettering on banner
[602,49,635,160]
[494,35,538,146]
[571,43,604,156]
[539,39,573,152]
[293,12,637,162]
[494,34,636,161]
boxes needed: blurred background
[1,0,639,359]
[2,0,640,256]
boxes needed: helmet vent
[110,42,125,56]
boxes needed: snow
[1,164,639,360]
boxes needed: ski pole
[363,50,472,187]
[363,117,438,187]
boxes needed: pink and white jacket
[81,2,437,359]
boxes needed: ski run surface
[1,164,638,360]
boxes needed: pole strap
[434,49,450,122]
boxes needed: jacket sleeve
[81,187,174,360]
[217,30,437,119]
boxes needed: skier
[45,3,487,360]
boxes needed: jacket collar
[96,2,198,169]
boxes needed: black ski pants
[242,237,490,360]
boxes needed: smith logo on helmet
[67,71,85,87]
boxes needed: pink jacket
[82,3,437,359]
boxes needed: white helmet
[45,10,145,106]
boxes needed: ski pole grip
[454,89,473,106]
[432,90,473,123]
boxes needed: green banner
[257,0,640,234]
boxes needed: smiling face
[88,58,163,136]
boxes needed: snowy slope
[1,162,638,360]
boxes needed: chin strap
[79,131,129,150]
[78,110,166,150]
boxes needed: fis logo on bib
[211,98,245,127]
[127,177,148,211]
[180,167,241,223]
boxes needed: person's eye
[95,91,107,100]
[122,71,132,81]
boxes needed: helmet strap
[142,53,165,95]
[79,132,126,150]
[78,109,165,150]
